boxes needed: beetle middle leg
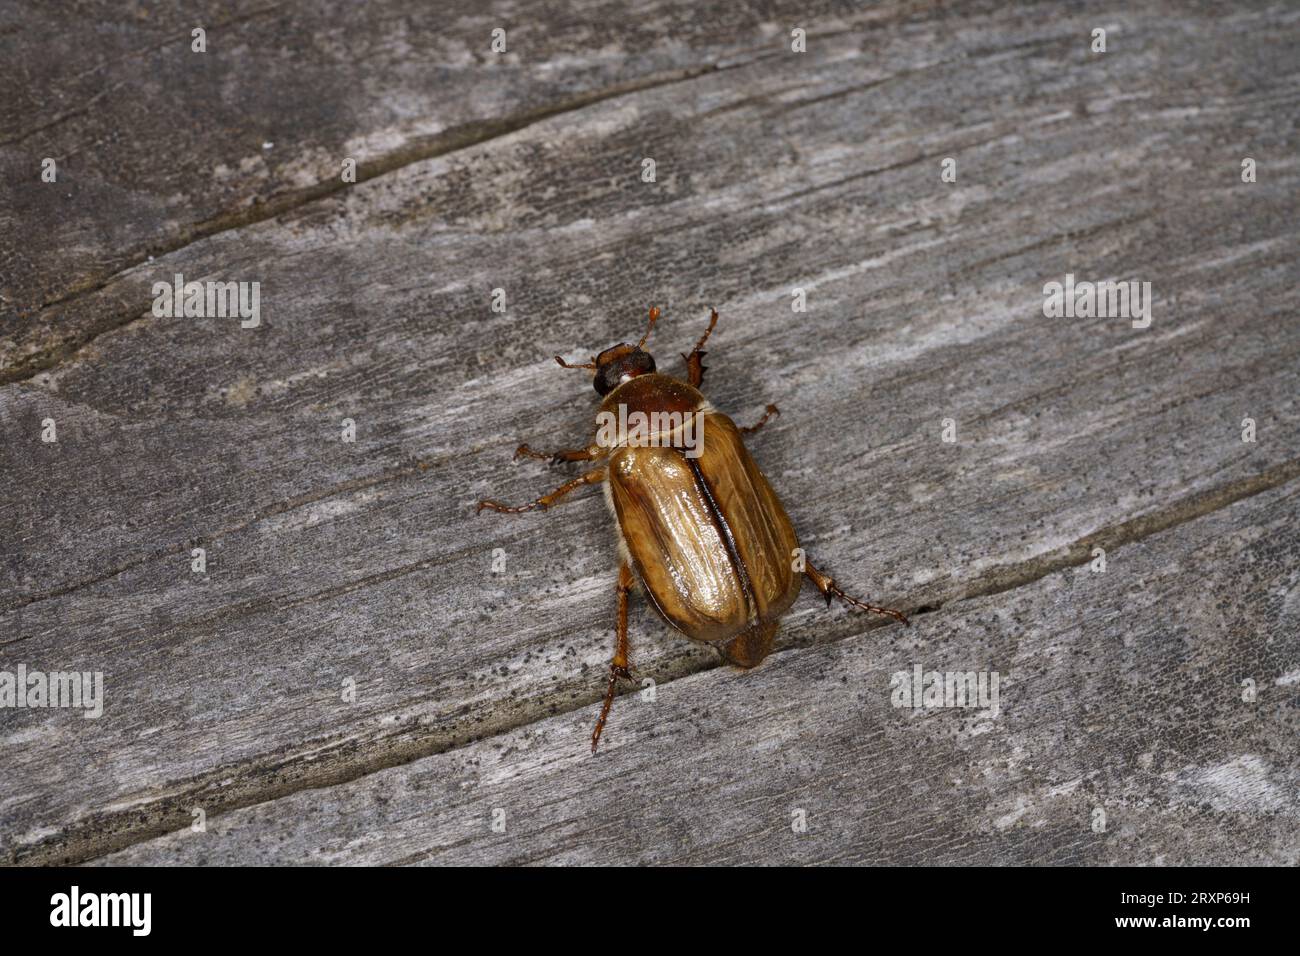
[513,442,602,466]
[740,403,780,434]
[804,558,910,626]
[682,308,719,388]
[476,466,606,514]
[591,560,635,754]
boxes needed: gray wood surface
[2,0,1298,866]
[98,482,1300,865]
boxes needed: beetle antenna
[636,306,660,350]
[554,355,597,371]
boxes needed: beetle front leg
[514,442,603,466]
[591,560,635,754]
[804,558,910,626]
[476,466,606,515]
[682,308,719,388]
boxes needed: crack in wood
[1,52,779,387]
[11,455,1298,866]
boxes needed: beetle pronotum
[477,307,909,752]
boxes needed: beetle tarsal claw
[826,581,911,626]
[591,663,633,755]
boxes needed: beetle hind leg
[591,561,636,754]
[804,558,910,626]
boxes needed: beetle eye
[594,364,620,396]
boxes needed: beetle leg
[476,466,606,515]
[803,558,910,626]
[740,403,780,435]
[592,561,635,754]
[682,308,719,388]
[513,442,603,466]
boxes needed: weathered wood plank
[0,0,860,379]
[96,481,1300,865]
[2,1,1299,864]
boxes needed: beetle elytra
[477,307,909,752]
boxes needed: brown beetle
[477,307,909,752]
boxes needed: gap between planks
[15,454,1300,866]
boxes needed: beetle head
[555,306,659,396]
[591,343,656,396]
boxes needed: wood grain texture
[97,482,1300,865]
[0,0,852,379]
[2,0,1298,865]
